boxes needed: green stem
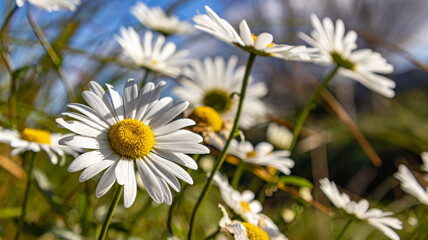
[231,161,246,188]
[25,5,76,103]
[187,53,257,240]
[336,215,354,240]
[167,154,200,235]
[1,5,18,129]
[15,151,36,240]
[97,185,123,240]
[140,69,151,92]
[288,65,340,152]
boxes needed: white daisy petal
[136,159,163,204]
[96,160,119,198]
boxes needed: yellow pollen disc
[246,150,258,158]
[252,33,274,48]
[150,59,158,65]
[240,201,252,213]
[108,119,155,159]
[21,128,51,144]
[190,106,223,132]
[242,222,269,240]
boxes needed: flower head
[227,140,294,175]
[214,173,262,223]
[298,14,395,98]
[16,0,80,11]
[173,55,267,129]
[131,2,193,35]
[194,6,314,61]
[218,204,287,240]
[0,128,80,165]
[115,27,189,77]
[56,78,209,207]
[395,164,428,205]
[320,178,402,240]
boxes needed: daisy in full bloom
[16,0,80,11]
[229,139,294,175]
[266,122,293,150]
[213,173,262,223]
[193,5,315,61]
[395,164,428,205]
[115,27,189,77]
[56,78,209,207]
[298,14,396,98]
[320,178,402,240]
[0,128,80,165]
[173,55,267,129]
[131,2,193,35]
[218,204,287,240]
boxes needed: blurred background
[1,0,428,239]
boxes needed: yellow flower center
[150,59,158,65]
[20,128,51,144]
[246,150,258,158]
[252,34,274,47]
[240,200,252,213]
[202,89,233,114]
[242,222,269,240]
[331,51,355,70]
[190,106,223,132]
[108,119,155,159]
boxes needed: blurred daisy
[298,14,395,98]
[227,140,294,175]
[218,204,287,240]
[56,78,209,207]
[194,5,314,61]
[173,56,267,129]
[17,0,80,11]
[213,173,262,223]
[0,128,80,165]
[395,164,428,205]
[320,178,402,240]
[131,2,193,35]
[266,122,293,150]
[115,27,189,77]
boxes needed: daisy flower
[218,204,287,240]
[320,178,402,240]
[193,5,314,61]
[0,128,80,165]
[266,122,293,150]
[16,0,80,11]
[395,164,428,205]
[173,55,267,129]
[298,14,396,98]
[226,139,294,175]
[213,173,262,223]
[56,78,209,207]
[131,2,193,36]
[115,27,189,78]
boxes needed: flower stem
[336,216,354,240]
[140,69,151,92]
[187,53,257,240]
[1,5,18,129]
[25,4,76,103]
[15,151,36,240]
[97,185,123,240]
[288,65,340,152]
[231,161,246,188]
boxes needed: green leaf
[277,176,313,189]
